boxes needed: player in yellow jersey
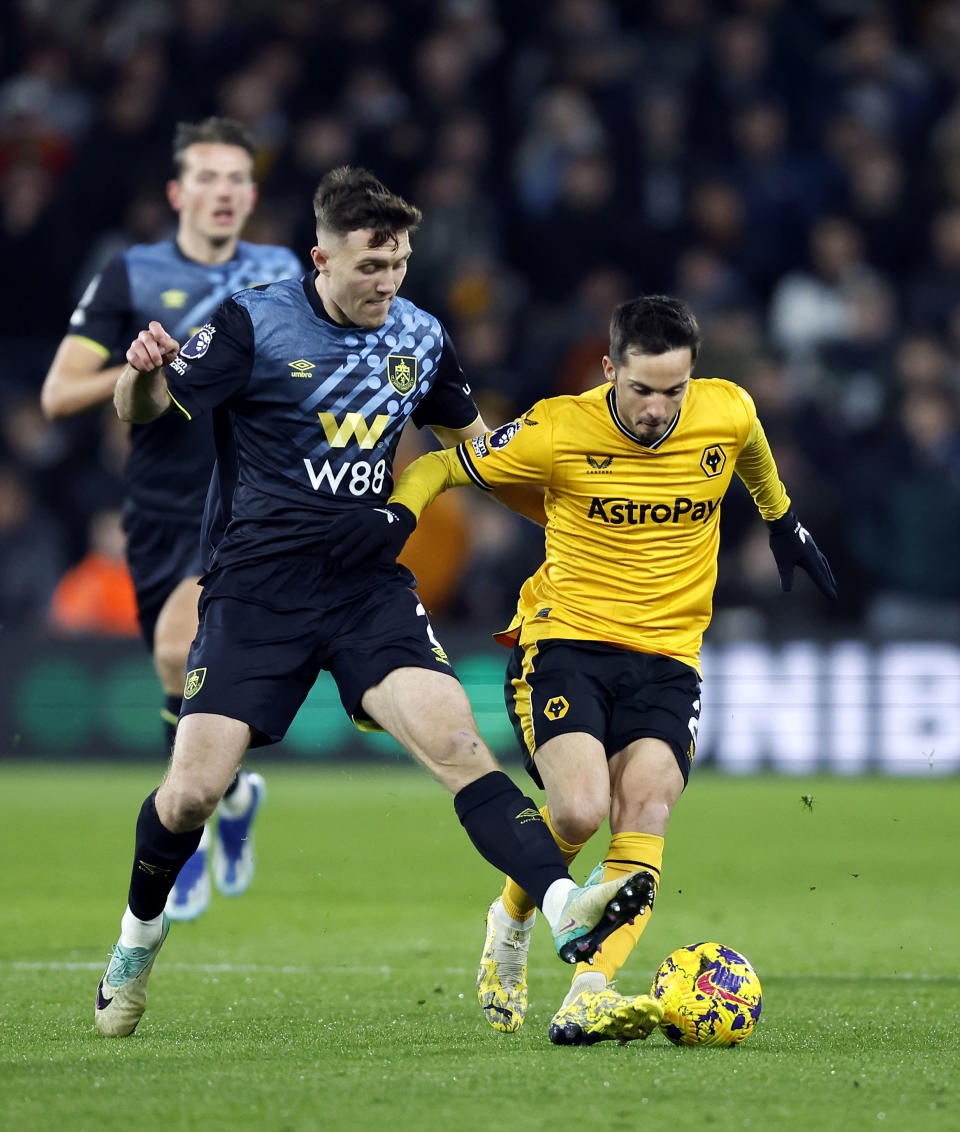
[334,295,836,1045]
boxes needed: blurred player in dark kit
[42,118,301,921]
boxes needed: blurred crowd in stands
[1,0,959,639]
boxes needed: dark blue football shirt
[164,273,479,591]
[69,239,302,520]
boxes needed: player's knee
[159,779,221,830]
[421,727,495,779]
[550,794,608,845]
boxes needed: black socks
[128,791,203,920]
[453,771,568,910]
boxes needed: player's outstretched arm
[114,321,179,424]
[432,419,546,526]
[391,446,472,519]
[734,416,837,599]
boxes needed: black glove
[767,509,837,599]
[327,503,417,570]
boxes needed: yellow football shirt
[391,378,789,672]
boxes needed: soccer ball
[650,942,762,1047]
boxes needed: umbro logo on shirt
[289,358,316,378]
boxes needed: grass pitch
[0,762,957,1131]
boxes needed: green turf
[0,763,957,1131]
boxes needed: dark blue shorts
[504,638,701,788]
[123,507,203,649]
[179,575,455,746]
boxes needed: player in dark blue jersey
[93,166,656,1038]
[41,118,301,922]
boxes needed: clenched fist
[126,321,180,373]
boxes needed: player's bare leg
[154,577,263,918]
[608,738,684,839]
[95,714,250,1036]
[361,666,498,792]
[536,733,612,846]
[476,733,611,1031]
[152,577,210,917]
[152,575,202,699]
[362,668,652,962]
[552,739,682,1045]
[156,713,251,831]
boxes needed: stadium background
[0,0,958,774]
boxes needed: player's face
[168,143,257,247]
[311,228,411,328]
[604,347,692,445]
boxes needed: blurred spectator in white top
[769,215,885,362]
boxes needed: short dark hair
[313,166,422,247]
[172,117,257,177]
[609,295,701,368]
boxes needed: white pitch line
[2,961,472,975]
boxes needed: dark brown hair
[172,117,257,177]
[313,166,422,247]
[609,295,701,367]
